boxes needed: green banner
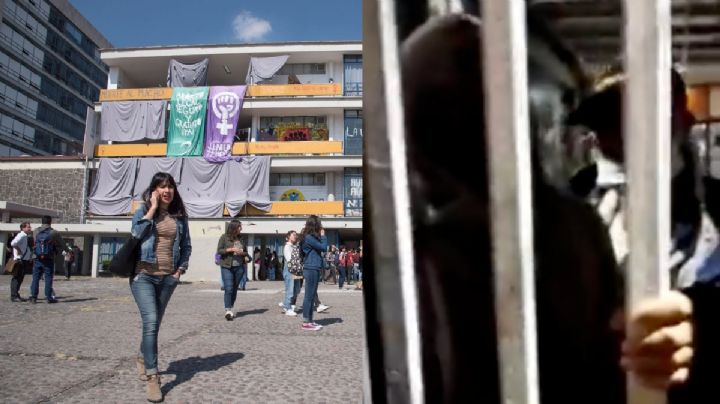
[167,87,209,157]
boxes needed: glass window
[302,173,314,186]
[290,173,302,186]
[343,54,363,96]
[314,173,326,185]
[269,173,279,186]
[63,21,82,45]
[277,63,326,76]
[279,174,291,186]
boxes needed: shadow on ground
[234,308,268,317]
[315,318,343,326]
[59,298,99,303]
[162,352,244,394]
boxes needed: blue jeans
[302,269,320,323]
[338,266,347,288]
[267,265,276,281]
[291,279,303,306]
[283,264,294,309]
[220,266,247,290]
[221,266,245,310]
[130,273,178,375]
[30,259,54,300]
[239,269,247,290]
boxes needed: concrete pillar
[246,234,255,280]
[0,232,7,265]
[107,67,120,89]
[327,171,335,201]
[82,236,92,276]
[251,113,259,142]
[91,233,100,278]
[328,61,335,84]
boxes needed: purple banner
[203,86,247,162]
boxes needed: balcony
[99,84,344,102]
[130,200,344,216]
[94,141,343,157]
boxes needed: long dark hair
[142,172,187,217]
[226,220,242,241]
[301,215,322,241]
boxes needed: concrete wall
[0,168,85,223]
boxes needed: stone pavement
[0,276,365,403]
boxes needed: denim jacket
[302,234,327,270]
[131,203,192,271]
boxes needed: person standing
[9,222,32,302]
[300,215,328,331]
[29,215,69,304]
[338,246,348,289]
[352,249,361,282]
[281,230,299,317]
[253,247,261,280]
[62,247,75,280]
[268,251,278,281]
[130,172,191,403]
[216,220,248,321]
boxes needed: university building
[0,40,363,282]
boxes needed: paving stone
[0,277,365,403]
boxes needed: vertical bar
[623,0,672,403]
[376,0,424,402]
[365,0,424,402]
[482,1,539,404]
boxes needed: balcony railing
[99,84,344,102]
[128,200,344,217]
[94,141,343,157]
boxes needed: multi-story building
[0,0,110,156]
[0,40,363,282]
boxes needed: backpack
[288,244,304,276]
[34,228,55,260]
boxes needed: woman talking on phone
[216,219,248,321]
[300,215,328,331]
[130,172,192,403]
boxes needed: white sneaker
[285,309,297,316]
[278,302,284,308]
[291,305,296,312]
[225,310,234,321]
[316,304,330,313]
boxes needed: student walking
[130,172,191,403]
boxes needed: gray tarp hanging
[167,58,209,87]
[245,55,289,84]
[177,158,228,218]
[88,158,138,216]
[225,156,272,216]
[100,101,167,142]
[132,158,184,200]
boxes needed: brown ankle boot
[146,374,162,403]
[136,357,149,381]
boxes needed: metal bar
[427,0,462,15]
[481,1,539,404]
[623,0,672,403]
[365,0,424,402]
[376,0,424,401]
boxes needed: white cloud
[233,11,272,42]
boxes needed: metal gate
[364,0,674,403]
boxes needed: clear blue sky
[69,0,362,48]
